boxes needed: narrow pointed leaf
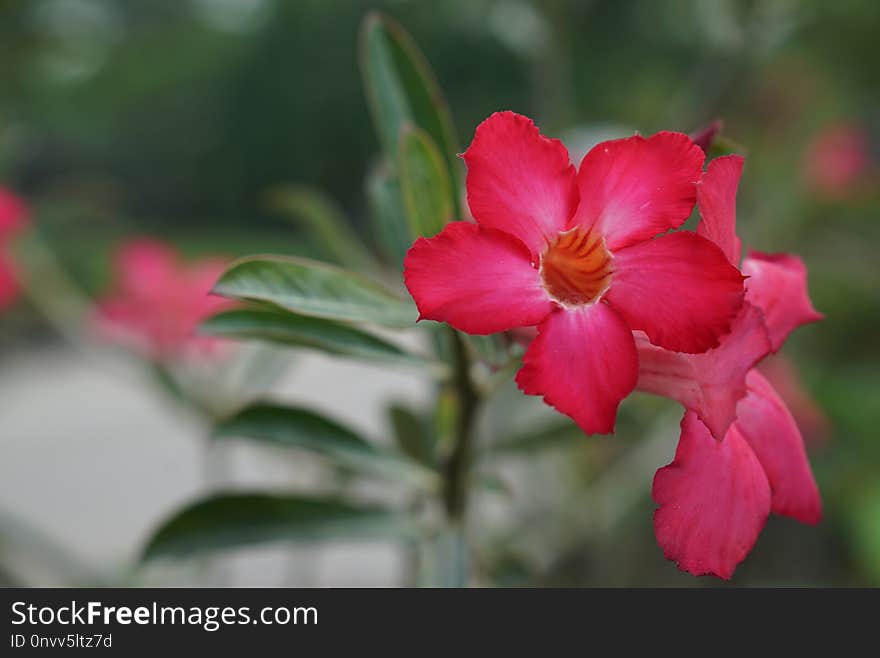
[709,135,747,159]
[266,184,376,271]
[463,333,514,369]
[487,419,583,456]
[399,125,454,239]
[142,493,418,560]
[201,307,445,374]
[359,12,460,194]
[213,255,417,328]
[478,473,514,497]
[366,161,411,268]
[388,403,435,465]
[213,403,439,488]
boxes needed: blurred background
[0,0,878,586]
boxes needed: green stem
[17,230,94,352]
[442,329,480,524]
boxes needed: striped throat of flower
[540,227,613,306]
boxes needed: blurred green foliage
[0,0,878,585]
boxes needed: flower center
[540,228,613,306]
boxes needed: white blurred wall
[0,343,431,587]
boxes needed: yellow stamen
[540,228,613,306]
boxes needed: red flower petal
[404,222,553,335]
[636,302,772,439]
[653,412,771,580]
[515,303,637,435]
[735,370,823,525]
[696,154,744,265]
[741,251,823,352]
[462,111,578,258]
[570,131,704,251]
[606,231,745,353]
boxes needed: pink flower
[0,187,31,310]
[95,238,232,361]
[404,111,744,434]
[802,122,871,199]
[644,155,823,578]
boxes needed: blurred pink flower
[803,122,871,198]
[0,187,31,310]
[94,238,233,361]
[0,187,29,237]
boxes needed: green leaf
[398,125,454,239]
[213,255,417,328]
[148,363,217,418]
[462,333,513,369]
[201,307,445,375]
[851,485,880,584]
[477,472,513,497]
[359,12,460,193]
[388,402,435,465]
[213,403,439,489]
[486,419,583,456]
[266,184,376,271]
[708,135,747,159]
[149,362,190,407]
[142,493,418,560]
[365,160,411,268]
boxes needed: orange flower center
[540,228,613,306]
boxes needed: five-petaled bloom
[640,155,824,578]
[94,238,232,361]
[404,111,745,434]
[0,187,30,310]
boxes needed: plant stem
[442,329,480,523]
[17,230,93,352]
